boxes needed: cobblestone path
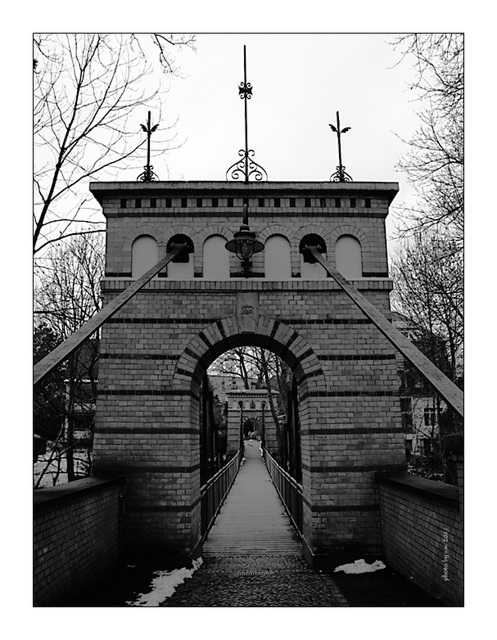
[162,441,348,607]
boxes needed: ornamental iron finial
[226,46,268,182]
[329,111,352,182]
[137,111,159,182]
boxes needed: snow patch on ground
[334,559,386,574]
[126,558,203,606]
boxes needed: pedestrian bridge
[203,440,301,557]
[34,181,464,606]
[34,435,463,606]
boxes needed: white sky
[125,34,421,250]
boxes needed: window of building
[135,198,142,208]
[422,438,432,456]
[424,407,437,427]
[265,235,291,280]
[203,235,229,279]
[166,234,194,279]
[150,198,156,208]
[132,235,159,279]
[299,234,327,279]
[120,198,127,209]
[335,235,362,279]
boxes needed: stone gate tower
[90,179,405,566]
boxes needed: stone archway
[243,418,260,439]
[169,313,327,560]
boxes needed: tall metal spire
[137,111,159,181]
[226,45,268,181]
[329,111,352,182]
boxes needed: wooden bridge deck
[203,440,302,556]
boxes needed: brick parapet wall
[33,476,125,606]
[376,473,463,606]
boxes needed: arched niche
[299,234,327,280]
[166,234,194,279]
[203,235,229,279]
[265,235,292,280]
[132,235,159,279]
[335,235,362,279]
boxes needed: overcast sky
[118,34,422,248]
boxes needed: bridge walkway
[203,440,302,556]
[62,440,443,607]
[162,440,348,606]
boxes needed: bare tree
[34,232,105,486]
[391,34,463,249]
[33,33,195,256]
[391,231,463,382]
[391,231,463,483]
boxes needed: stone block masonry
[90,180,405,565]
[33,476,125,606]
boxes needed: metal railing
[200,448,243,538]
[263,448,303,537]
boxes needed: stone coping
[34,476,126,511]
[90,180,399,200]
[101,278,393,292]
[375,472,459,509]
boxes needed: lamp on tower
[225,202,264,276]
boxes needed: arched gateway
[90,180,405,566]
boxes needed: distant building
[392,312,445,459]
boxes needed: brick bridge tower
[90,180,405,566]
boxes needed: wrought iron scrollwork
[137,165,159,182]
[330,165,353,182]
[137,111,160,182]
[226,149,268,182]
[329,111,352,183]
[226,46,267,182]
[239,82,253,99]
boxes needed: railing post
[200,446,244,539]
[263,446,303,537]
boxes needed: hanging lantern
[225,224,264,262]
